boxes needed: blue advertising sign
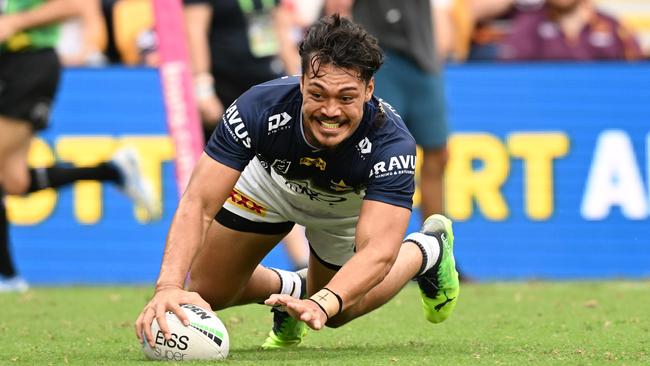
[8,64,650,284]
[442,63,650,280]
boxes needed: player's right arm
[136,83,259,346]
[134,153,241,347]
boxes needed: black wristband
[323,287,343,315]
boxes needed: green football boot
[414,214,459,323]
[261,269,308,349]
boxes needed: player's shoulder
[222,76,301,145]
[363,98,417,180]
[236,75,302,113]
[369,97,416,149]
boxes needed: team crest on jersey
[228,188,267,216]
[368,155,416,178]
[300,157,326,171]
[330,179,354,192]
[271,159,292,174]
[268,112,292,134]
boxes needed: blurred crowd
[46,0,649,68]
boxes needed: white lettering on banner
[161,61,196,190]
[369,155,416,178]
[224,104,252,148]
[581,130,648,220]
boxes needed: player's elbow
[376,256,395,283]
[367,247,399,285]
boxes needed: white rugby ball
[142,304,229,361]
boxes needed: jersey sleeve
[204,90,260,171]
[364,135,417,210]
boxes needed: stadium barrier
[9,63,650,284]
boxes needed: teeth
[320,121,340,129]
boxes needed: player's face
[300,63,374,149]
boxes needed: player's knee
[186,279,231,311]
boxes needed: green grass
[1,282,649,365]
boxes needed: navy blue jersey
[205,76,416,210]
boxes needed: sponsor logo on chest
[268,112,292,134]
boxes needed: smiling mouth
[314,116,346,130]
[320,120,341,129]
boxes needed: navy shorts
[373,50,448,149]
[0,48,61,131]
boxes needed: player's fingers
[156,306,171,341]
[304,315,323,331]
[141,307,157,347]
[313,318,323,330]
[299,310,313,323]
[286,299,309,313]
[134,311,145,343]
[264,294,289,306]
[170,303,189,326]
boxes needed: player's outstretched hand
[265,294,328,330]
[134,286,212,347]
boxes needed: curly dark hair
[299,14,384,84]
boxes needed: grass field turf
[1,282,649,365]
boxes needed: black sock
[26,163,121,193]
[0,189,17,278]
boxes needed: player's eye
[340,96,353,103]
[311,92,323,100]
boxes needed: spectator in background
[323,0,353,18]
[0,0,159,292]
[434,0,520,62]
[499,0,643,61]
[99,0,156,65]
[183,0,307,269]
[56,0,108,66]
[183,0,300,140]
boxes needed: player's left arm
[321,200,410,311]
[266,200,410,330]
[0,0,81,42]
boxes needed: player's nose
[319,99,342,118]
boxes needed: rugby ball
[142,304,229,361]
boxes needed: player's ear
[300,74,305,94]
[364,78,374,102]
